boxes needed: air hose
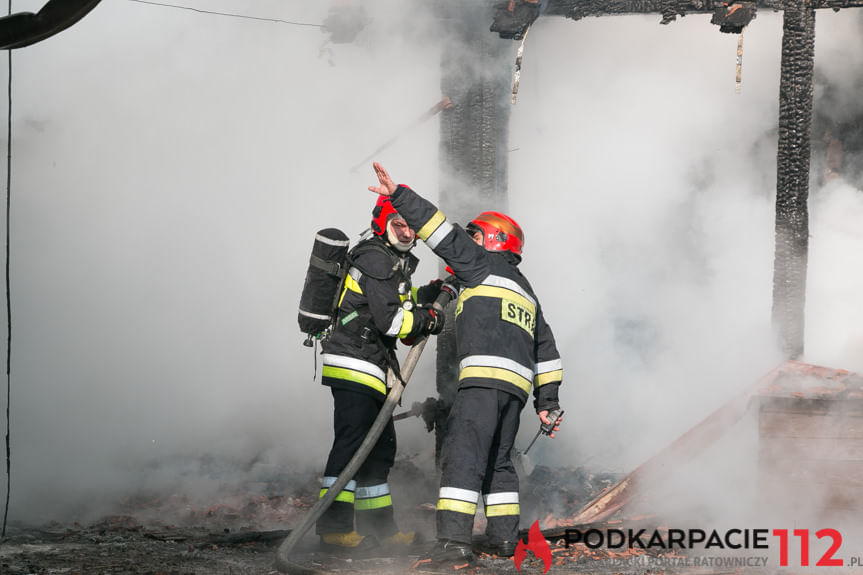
[275,286,455,574]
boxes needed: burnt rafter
[543,0,863,20]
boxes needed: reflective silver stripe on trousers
[322,354,387,381]
[322,477,357,491]
[348,266,363,282]
[459,355,534,382]
[439,486,480,503]
[356,483,390,498]
[483,492,519,505]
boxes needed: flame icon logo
[513,520,552,573]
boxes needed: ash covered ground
[0,458,621,575]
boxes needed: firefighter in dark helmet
[316,195,447,549]
[368,162,563,564]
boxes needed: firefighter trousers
[436,386,522,544]
[315,388,399,537]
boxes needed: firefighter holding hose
[368,162,564,565]
[315,196,450,550]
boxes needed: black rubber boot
[482,540,518,557]
[422,539,475,565]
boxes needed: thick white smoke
[507,9,863,529]
[0,0,860,530]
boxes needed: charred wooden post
[771,0,816,360]
[436,0,512,464]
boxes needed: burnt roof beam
[544,0,863,20]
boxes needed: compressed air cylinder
[298,228,350,338]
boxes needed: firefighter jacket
[390,186,562,411]
[321,235,432,400]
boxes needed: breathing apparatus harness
[334,232,417,387]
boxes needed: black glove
[415,306,445,336]
[439,275,460,305]
[428,308,444,335]
[416,279,443,305]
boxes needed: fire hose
[275,287,455,574]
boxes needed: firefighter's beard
[388,230,414,252]
[387,222,415,252]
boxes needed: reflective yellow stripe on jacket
[458,286,535,319]
[416,210,454,250]
[458,355,534,395]
[338,268,364,307]
[456,275,537,338]
[534,358,563,387]
[321,354,387,395]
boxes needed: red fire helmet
[468,211,524,259]
[371,196,399,236]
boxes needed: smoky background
[0,0,859,537]
[506,8,863,536]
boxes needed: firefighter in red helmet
[368,162,563,564]
[315,195,447,550]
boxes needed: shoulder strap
[347,239,400,281]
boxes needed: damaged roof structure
[322,0,861,360]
